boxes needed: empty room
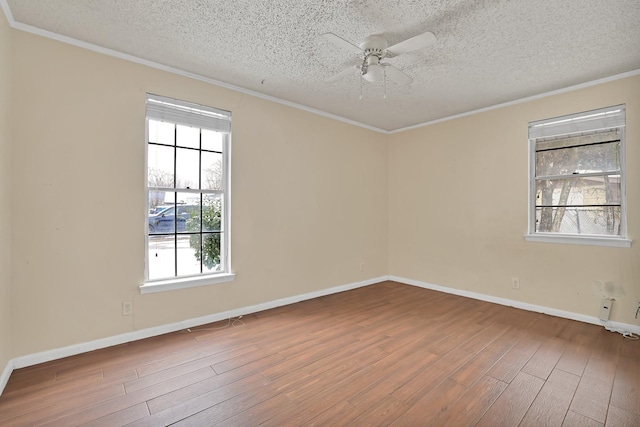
[0,1,639,426]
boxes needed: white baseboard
[3,274,638,396]
[389,275,640,335]
[0,358,13,395]
[0,275,386,396]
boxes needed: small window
[142,94,234,292]
[526,105,630,247]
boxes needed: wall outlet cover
[599,298,612,321]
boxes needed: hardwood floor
[1,281,639,426]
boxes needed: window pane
[535,206,621,235]
[175,191,198,206]
[149,205,180,234]
[202,151,223,190]
[535,129,619,151]
[148,144,174,188]
[149,191,175,210]
[203,195,223,232]
[149,119,175,145]
[176,192,200,234]
[177,235,201,276]
[202,129,224,152]
[177,125,200,149]
[202,233,222,273]
[535,176,621,206]
[148,236,176,280]
[536,141,620,177]
[176,147,200,189]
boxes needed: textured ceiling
[4,0,640,132]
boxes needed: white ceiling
[3,0,640,132]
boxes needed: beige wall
[9,31,388,357]
[0,12,13,373]
[3,19,639,363]
[389,75,640,325]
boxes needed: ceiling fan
[322,31,437,86]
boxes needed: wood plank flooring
[1,281,639,426]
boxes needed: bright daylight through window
[527,105,629,247]
[144,94,233,290]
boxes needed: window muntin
[145,94,231,283]
[528,105,627,242]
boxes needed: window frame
[525,105,631,248]
[141,94,235,294]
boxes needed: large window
[142,94,233,292]
[526,105,629,247]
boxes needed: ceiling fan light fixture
[363,63,385,82]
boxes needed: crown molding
[0,0,387,134]
[1,1,639,135]
[389,69,640,134]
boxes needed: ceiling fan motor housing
[359,36,388,82]
[359,35,388,51]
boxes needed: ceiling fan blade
[326,65,360,83]
[321,33,363,55]
[386,31,436,57]
[384,64,413,86]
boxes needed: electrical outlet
[512,277,520,289]
[359,262,365,272]
[122,301,133,316]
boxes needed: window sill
[140,273,236,294]
[524,233,631,248]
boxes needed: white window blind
[529,105,625,140]
[146,94,231,133]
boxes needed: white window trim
[141,94,234,293]
[140,273,236,294]
[525,105,630,248]
[524,233,631,248]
